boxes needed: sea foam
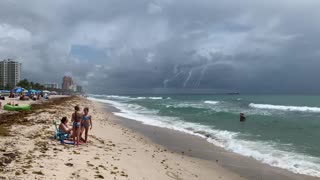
[90,95,165,101]
[204,100,219,105]
[249,103,320,113]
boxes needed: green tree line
[17,79,45,90]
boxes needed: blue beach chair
[53,120,69,141]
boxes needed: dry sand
[0,96,244,180]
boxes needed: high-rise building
[0,59,21,89]
[62,76,73,90]
[76,85,82,93]
[70,84,77,92]
[44,83,58,89]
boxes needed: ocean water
[88,94,320,177]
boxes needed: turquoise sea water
[89,94,320,177]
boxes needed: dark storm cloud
[0,0,320,93]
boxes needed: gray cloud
[0,0,319,93]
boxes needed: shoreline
[98,101,320,180]
[0,96,318,179]
[0,96,244,180]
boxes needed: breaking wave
[89,96,320,177]
[249,103,320,113]
[204,100,220,105]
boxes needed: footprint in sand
[166,171,184,180]
[94,174,104,179]
[65,163,73,167]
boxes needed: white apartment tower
[0,59,21,88]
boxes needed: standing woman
[81,107,92,143]
[72,105,82,146]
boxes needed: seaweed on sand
[0,96,78,136]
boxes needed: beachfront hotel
[61,76,83,93]
[76,85,82,93]
[0,59,21,89]
[44,83,59,89]
[62,76,73,90]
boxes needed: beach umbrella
[28,89,37,95]
[43,90,50,93]
[23,89,28,93]
[14,87,23,93]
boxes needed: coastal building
[0,59,21,89]
[62,76,73,90]
[76,85,82,93]
[69,84,77,92]
[44,83,58,89]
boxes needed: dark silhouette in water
[240,113,246,122]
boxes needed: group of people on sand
[59,105,93,146]
[19,92,49,101]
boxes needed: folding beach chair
[53,120,69,140]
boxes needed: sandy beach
[0,96,244,180]
[0,96,319,180]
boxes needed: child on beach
[71,105,82,146]
[81,107,92,143]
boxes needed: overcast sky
[0,0,319,93]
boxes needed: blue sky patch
[70,45,106,63]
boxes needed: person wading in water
[240,113,246,122]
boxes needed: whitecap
[204,100,219,105]
[89,96,320,177]
[249,103,320,113]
